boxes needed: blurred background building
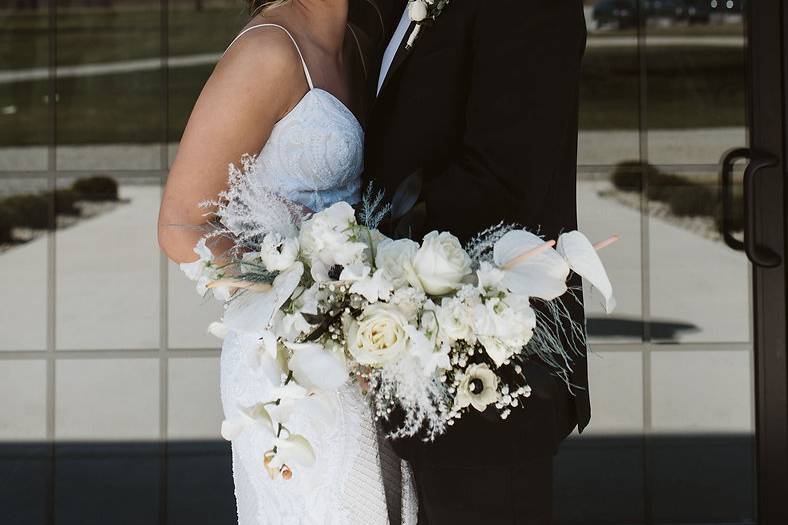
[1,1,786,524]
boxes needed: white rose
[412,231,473,296]
[375,238,420,289]
[408,0,428,22]
[345,303,410,367]
[260,233,300,272]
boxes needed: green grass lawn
[0,7,747,146]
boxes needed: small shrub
[2,194,50,229]
[51,189,80,216]
[72,176,119,202]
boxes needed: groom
[363,0,588,523]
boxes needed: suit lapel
[376,20,417,99]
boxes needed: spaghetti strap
[224,23,314,90]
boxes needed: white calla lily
[493,230,569,299]
[556,231,616,313]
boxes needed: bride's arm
[158,29,307,264]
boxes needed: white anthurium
[493,230,570,300]
[556,231,616,314]
[222,262,304,335]
[286,342,349,391]
[220,403,274,441]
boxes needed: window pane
[0,2,50,171]
[55,1,164,171]
[55,176,160,350]
[645,14,746,164]
[579,21,640,166]
[647,170,750,343]
[0,177,48,350]
[578,170,643,342]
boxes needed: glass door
[560,1,787,523]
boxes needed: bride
[158,1,416,523]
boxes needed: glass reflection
[55,175,160,350]
[0,177,48,350]
[0,1,50,171]
[55,0,164,170]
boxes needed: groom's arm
[422,0,586,240]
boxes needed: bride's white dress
[218,24,418,525]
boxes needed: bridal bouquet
[182,156,616,480]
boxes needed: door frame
[747,1,788,523]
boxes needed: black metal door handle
[720,148,781,268]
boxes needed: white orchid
[286,342,349,391]
[180,238,233,300]
[222,262,304,335]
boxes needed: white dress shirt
[377,8,411,96]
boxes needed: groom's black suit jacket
[362,0,589,467]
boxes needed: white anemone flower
[455,364,500,412]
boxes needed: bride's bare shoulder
[212,23,307,94]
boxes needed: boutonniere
[406,0,451,49]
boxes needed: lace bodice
[218,24,415,525]
[226,23,363,211]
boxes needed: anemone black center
[328,264,344,280]
[469,378,485,394]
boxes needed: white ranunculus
[390,287,428,322]
[408,0,428,22]
[435,296,476,343]
[299,201,367,268]
[476,261,506,291]
[473,295,536,367]
[260,232,300,271]
[345,303,410,367]
[412,231,473,295]
[375,238,420,289]
[455,363,500,412]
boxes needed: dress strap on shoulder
[224,23,315,90]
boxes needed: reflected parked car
[593,0,712,28]
[592,0,638,29]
